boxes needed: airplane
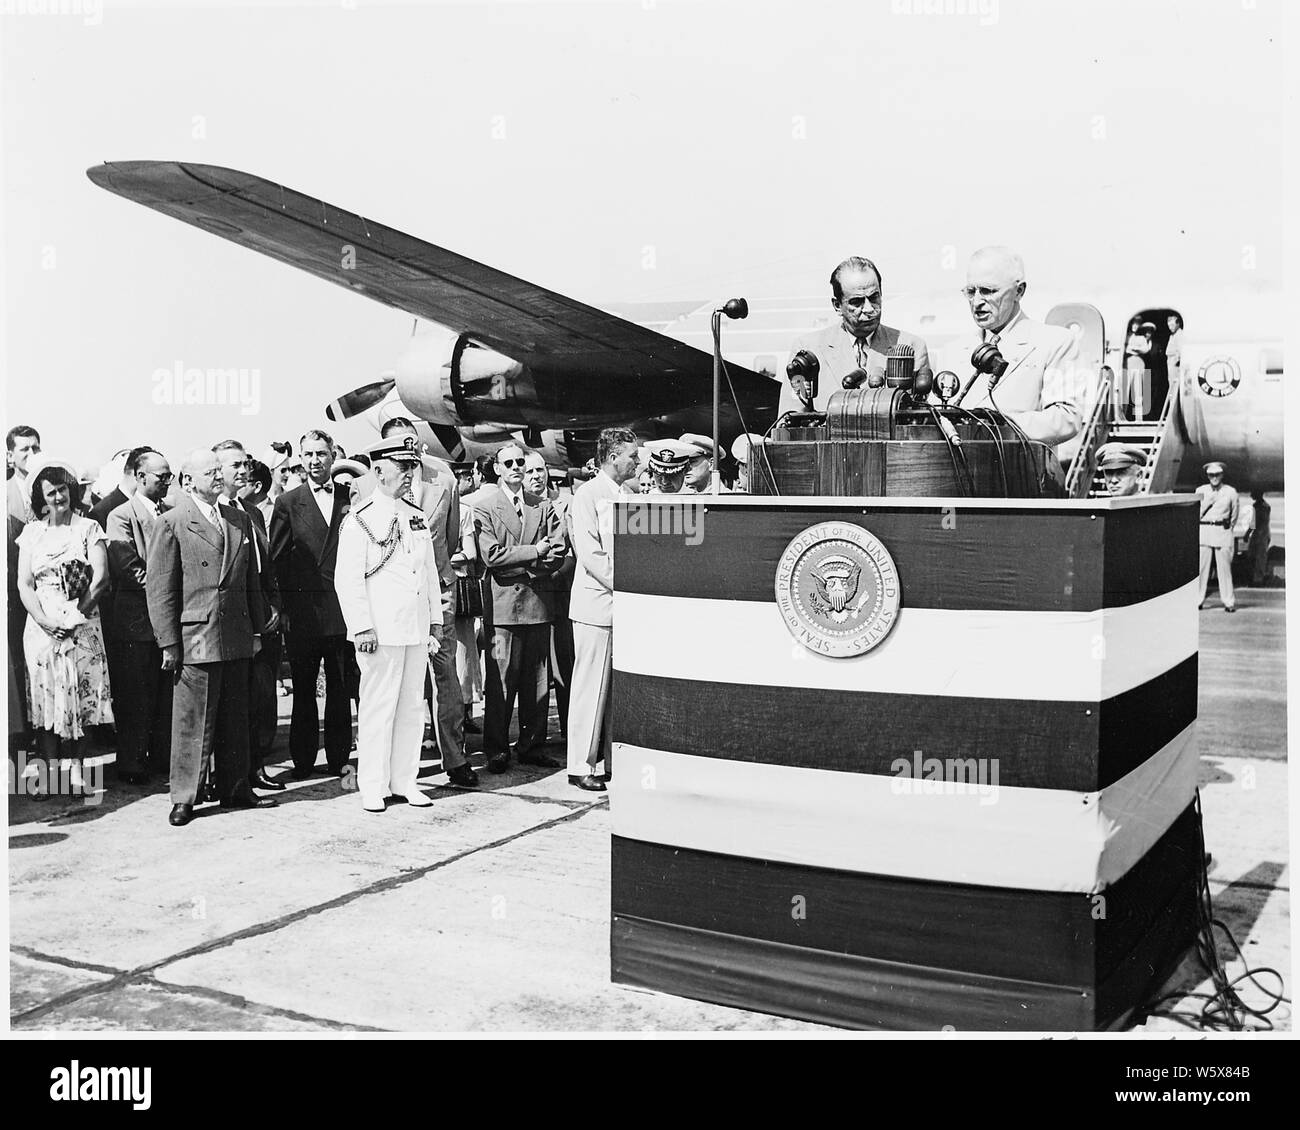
[87,162,1282,494]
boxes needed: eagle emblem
[775,522,900,658]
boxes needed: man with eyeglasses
[477,443,568,774]
[944,246,1086,447]
[103,450,176,785]
[777,256,933,415]
[90,446,154,532]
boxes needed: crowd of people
[4,416,718,822]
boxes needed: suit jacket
[223,496,280,632]
[567,472,620,628]
[105,493,166,643]
[334,492,441,646]
[409,470,461,622]
[777,322,934,415]
[8,475,33,524]
[90,486,128,532]
[937,311,1086,446]
[269,481,349,638]
[477,485,564,626]
[146,492,268,664]
[531,489,574,620]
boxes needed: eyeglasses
[500,458,525,468]
[150,471,175,484]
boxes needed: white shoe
[396,790,434,808]
[362,797,386,813]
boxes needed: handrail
[1065,369,1113,498]
[1139,379,1178,494]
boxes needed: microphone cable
[928,405,974,497]
[719,353,781,497]
[1139,791,1288,1031]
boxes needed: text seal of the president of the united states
[775,522,900,658]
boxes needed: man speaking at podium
[949,246,1086,446]
[777,256,932,415]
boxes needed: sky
[1,0,1289,471]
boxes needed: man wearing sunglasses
[476,443,568,774]
[90,446,155,532]
[103,449,175,785]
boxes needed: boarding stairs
[1066,372,1185,498]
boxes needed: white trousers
[567,622,612,777]
[356,643,427,805]
[1199,544,1235,610]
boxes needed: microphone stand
[711,298,748,495]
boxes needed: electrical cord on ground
[1139,791,1288,1031]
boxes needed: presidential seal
[775,522,900,657]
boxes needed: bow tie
[313,482,333,494]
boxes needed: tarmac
[7,587,1291,1034]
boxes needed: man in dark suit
[215,440,284,791]
[476,443,567,774]
[269,429,353,779]
[147,449,276,826]
[6,425,41,524]
[104,450,175,785]
[523,451,574,746]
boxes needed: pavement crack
[10,800,604,1028]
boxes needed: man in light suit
[477,443,567,774]
[147,449,276,826]
[334,437,442,812]
[269,429,353,780]
[566,428,640,792]
[943,246,1087,447]
[104,450,175,785]
[359,417,477,787]
[777,257,933,416]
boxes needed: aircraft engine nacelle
[396,324,545,430]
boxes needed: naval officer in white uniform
[335,436,442,811]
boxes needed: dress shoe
[462,713,482,734]
[289,766,316,781]
[393,790,434,807]
[169,803,194,827]
[486,753,510,774]
[570,774,607,793]
[249,769,286,791]
[362,797,385,813]
[220,783,279,810]
[446,764,479,788]
[199,779,220,803]
[518,749,563,769]
[1225,606,1236,614]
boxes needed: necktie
[314,482,333,494]
[209,505,226,549]
[855,339,869,370]
[513,494,524,524]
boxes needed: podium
[608,494,1202,1030]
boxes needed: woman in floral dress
[15,463,114,789]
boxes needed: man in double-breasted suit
[147,449,275,826]
[777,256,933,416]
[475,443,567,774]
[269,429,353,779]
[104,450,175,784]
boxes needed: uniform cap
[364,435,422,465]
[1096,443,1148,471]
[677,433,715,458]
[1203,461,1226,475]
[648,439,702,473]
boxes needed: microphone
[787,349,820,409]
[721,297,749,320]
[841,367,867,390]
[885,344,916,389]
[934,371,960,405]
[970,342,1009,390]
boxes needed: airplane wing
[86,162,775,411]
